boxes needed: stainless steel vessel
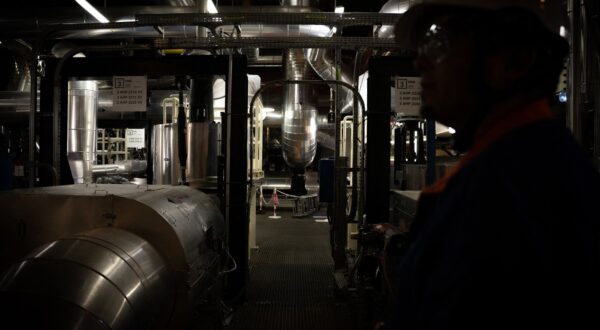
[152,123,179,184]
[186,122,213,187]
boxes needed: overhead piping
[280,0,320,172]
[281,49,318,170]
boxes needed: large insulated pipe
[0,227,173,330]
[282,49,318,169]
[280,0,318,170]
[305,46,355,114]
[67,80,98,184]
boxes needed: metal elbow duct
[0,227,172,330]
[304,46,356,115]
[282,49,318,169]
[377,0,411,39]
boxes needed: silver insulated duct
[0,227,172,329]
[0,184,225,329]
[282,49,318,169]
[67,80,98,184]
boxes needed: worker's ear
[483,47,536,91]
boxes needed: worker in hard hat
[384,1,600,329]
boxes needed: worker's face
[414,18,478,130]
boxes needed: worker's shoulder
[467,118,600,194]
[479,119,591,170]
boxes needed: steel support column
[366,56,417,224]
[366,59,391,224]
[225,55,249,301]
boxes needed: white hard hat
[394,0,563,49]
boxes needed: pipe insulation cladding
[0,228,173,330]
[67,80,98,184]
[282,49,318,169]
[0,184,226,329]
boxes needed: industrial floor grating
[228,210,366,330]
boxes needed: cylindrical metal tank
[67,80,98,184]
[186,122,219,187]
[0,227,172,330]
[282,49,318,169]
[152,123,179,184]
[0,184,225,329]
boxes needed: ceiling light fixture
[75,0,110,23]
[207,0,218,14]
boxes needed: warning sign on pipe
[394,77,421,116]
[112,76,147,112]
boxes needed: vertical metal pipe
[225,55,232,249]
[332,47,347,270]
[425,119,436,185]
[28,56,36,188]
[66,80,98,184]
[177,80,187,184]
[358,95,366,225]
[334,48,342,163]
[349,76,359,222]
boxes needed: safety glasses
[415,13,480,65]
[417,23,450,64]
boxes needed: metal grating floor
[228,210,364,330]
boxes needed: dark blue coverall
[387,100,600,329]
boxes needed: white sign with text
[125,129,145,149]
[112,76,147,112]
[394,76,422,116]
